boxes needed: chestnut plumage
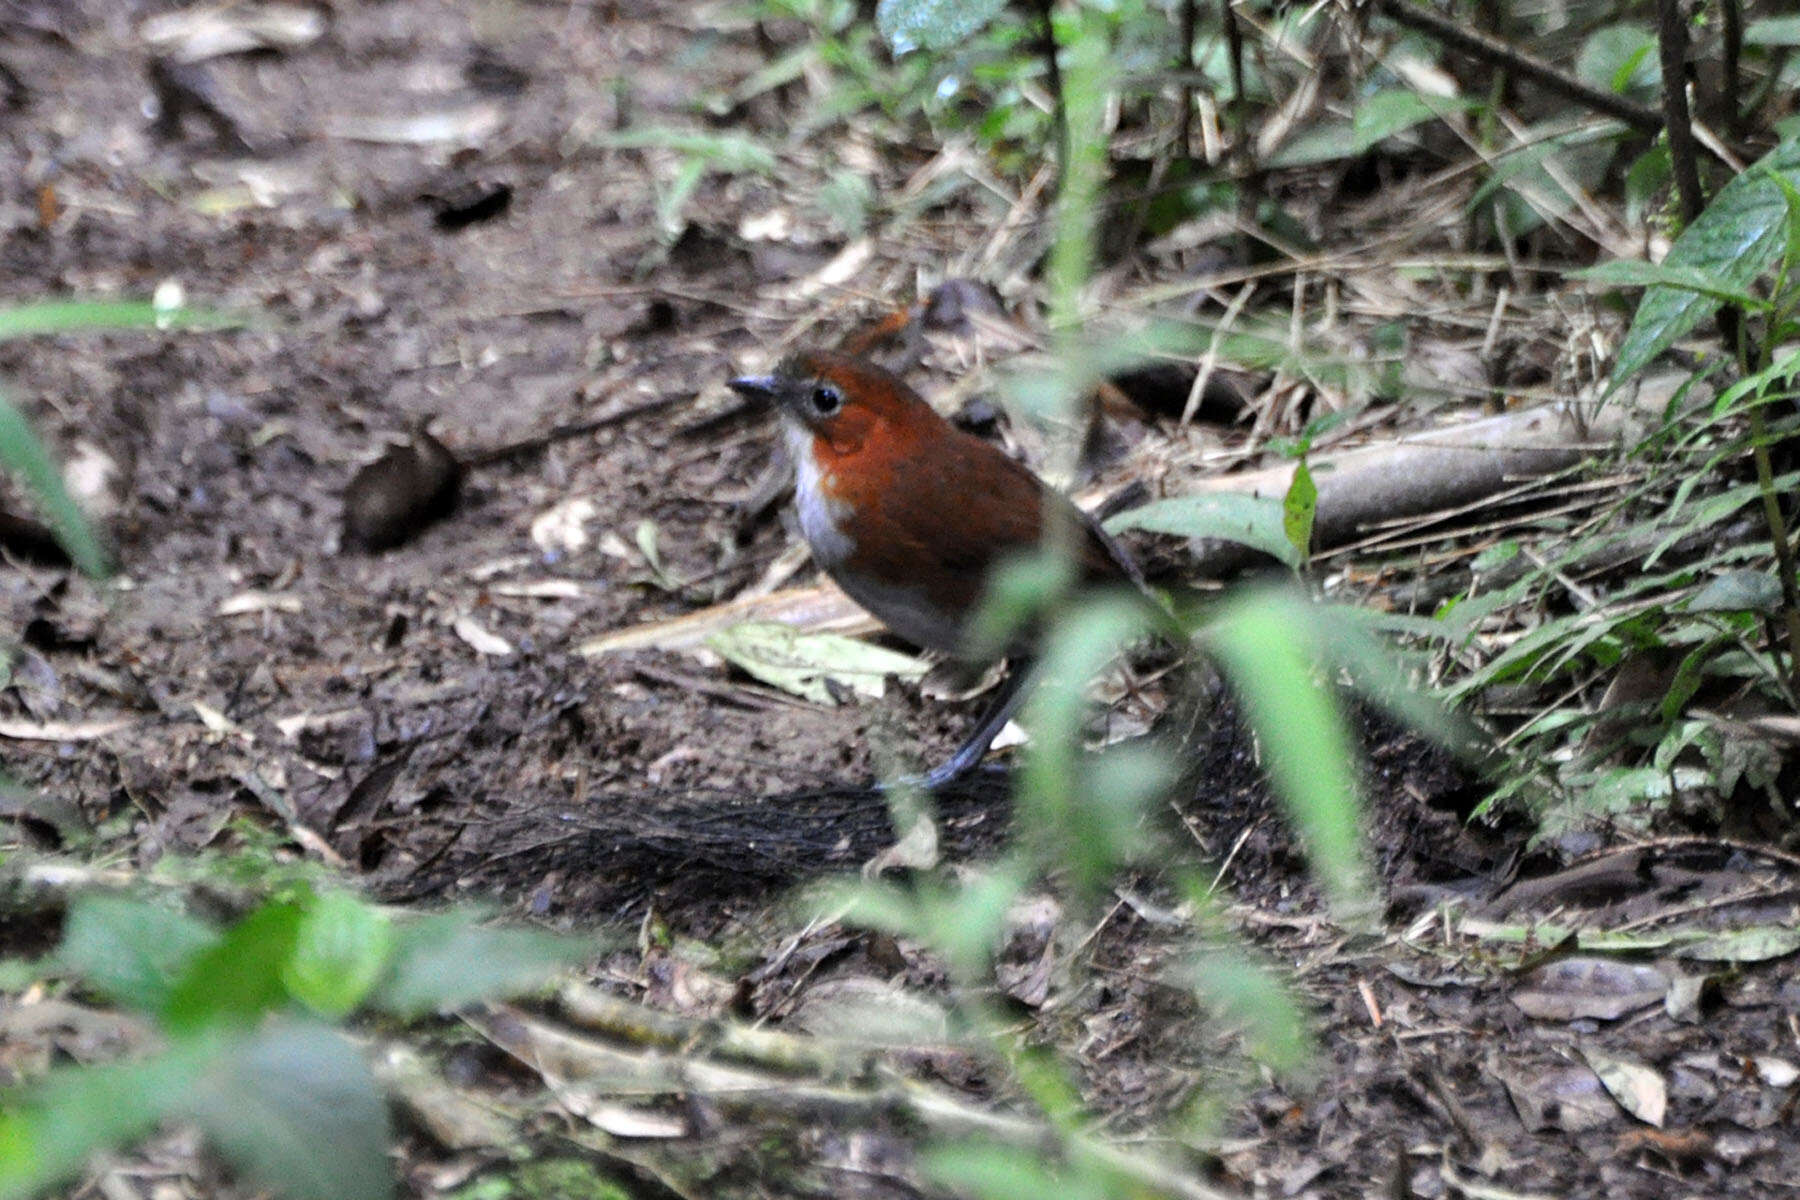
[729,350,1144,785]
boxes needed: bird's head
[728,350,931,457]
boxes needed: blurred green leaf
[0,1039,216,1200]
[1574,259,1769,308]
[1351,89,1476,153]
[922,1141,1108,1200]
[594,127,777,173]
[1576,24,1660,98]
[162,901,305,1033]
[182,1021,391,1200]
[1322,607,1490,760]
[1205,592,1371,912]
[1282,461,1317,564]
[1176,888,1315,1077]
[1689,569,1782,613]
[876,0,1009,54]
[1106,494,1299,567]
[369,913,581,1018]
[963,550,1077,664]
[1746,16,1800,45]
[281,892,394,1019]
[0,299,235,341]
[58,894,219,1013]
[0,384,111,578]
[1609,140,1800,392]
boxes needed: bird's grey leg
[918,658,1036,789]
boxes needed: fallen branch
[1176,372,1690,577]
[466,989,1242,1200]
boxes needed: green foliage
[1607,138,1800,391]
[875,0,1009,54]
[0,385,110,578]
[1489,132,1800,832]
[1107,492,1299,567]
[593,127,778,239]
[0,889,583,1200]
[1204,591,1373,912]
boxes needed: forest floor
[0,3,1796,1198]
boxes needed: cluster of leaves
[0,299,575,1200]
[0,889,580,1200]
[781,11,1456,1197]
[1449,139,1800,832]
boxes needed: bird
[727,349,1149,787]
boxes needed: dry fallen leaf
[705,621,926,705]
[453,615,514,657]
[1582,1047,1667,1126]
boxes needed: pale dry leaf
[577,583,876,657]
[453,616,514,657]
[0,717,133,741]
[218,591,303,616]
[705,621,924,705]
[1582,1048,1667,1127]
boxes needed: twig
[462,390,688,468]
[1029,0,1070,189]
[1222,0,1247,167]
[1372,0,1665,139]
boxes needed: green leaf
[875,0,1009,54]
[369,913,580,1018]
[922,1141,1109,1200]
[1574,259,1769,309]
[1105,493,1300,567]
[1319,606,1489,760]
[706,621,927,706]
[1175,911,1314,1076]
[1688,569,1782,613]
[58,895,219,1012]
[0,383,112,578]
[182,1022,392,1200]
[0,1040,217,1200]
[1282,460,1317,563]
[1575,24,1660,97]
[1351,89,1476,153]
[593,127,777,174]
[162,901,306,1033]
[1204,591,1372,913]
[1609,140,1800,391]
[281,892,394,1019]
[0,299,236,341]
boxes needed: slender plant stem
[1030,0,1070,188]
[1657,0,1704,225]
[1720,0,1742,141]
[1747,401,1800,696]
[1178,0,1197,158]
[1223,0,1247,165]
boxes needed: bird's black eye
[811,383,843,417]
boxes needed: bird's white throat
[785,420,856,566]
